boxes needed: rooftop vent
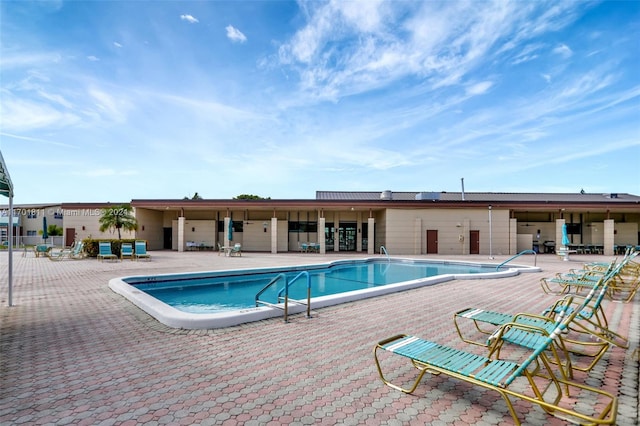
[415,192,440,201]
[380,190,392,200]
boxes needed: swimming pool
[109,257,539,329]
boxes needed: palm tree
[98,204,138,239]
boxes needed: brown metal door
[426,230,438,254]
[65,228,75,247]
[470,230,480,254]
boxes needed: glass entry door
[339,222,357,251]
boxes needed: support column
[603,219,615,256]
[414,218,422,255]
[462,219,470,255]
[333,213,339,252]
[367,217,375,255]
[319,217,326,254]
[555,219,565,250]
[271,217,278,254]
[224,217,231,247]
[509,218,517,255]
[177,216,185,252]
[356,214,362,252]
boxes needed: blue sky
[1,0,639,205]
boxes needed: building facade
[4,191,640,256]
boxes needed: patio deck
[1,251,638,425]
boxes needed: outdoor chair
[120,243,134,261]
[229,243,242,257]
[97,241,118,262]
[33,244,52,258]
[453,272,624,374]
[374,302,618,425]
[49,241,86,261]
[134,240,151,261]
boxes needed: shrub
[83,238,137,258]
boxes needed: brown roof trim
[130,198,640,213]
[61,202,130,209]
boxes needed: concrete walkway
[1,251,638,425]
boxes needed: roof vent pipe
[461,178,465,201]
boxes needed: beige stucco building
[4,191,640,257]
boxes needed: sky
[1,0,639,205]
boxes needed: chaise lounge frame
[374,313,618,425]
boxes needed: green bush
[83,238,139,258]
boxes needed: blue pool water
[110,257,537,329]
[126,259,498,313]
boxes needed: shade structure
[562,223,570,246]
[0,150,14,306]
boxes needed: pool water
[128,260,496,313]
[111,257,538,329]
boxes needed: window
[27,230,37,236]
[288,221,318,232]
[566,223,581,234]
[217,221,243,232]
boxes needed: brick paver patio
[1,251,638,425]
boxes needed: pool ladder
[255,271,311,323]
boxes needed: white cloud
[180,14,199,24]
[113,42,123,48]
[226,25,247,43]
[88,88,132,123]
[466,81,493,96]
[275,2,590,102]
[0,132,76,148]
[553,43,573,58]
[87,55,99,61]
[0,95,80,132]
[0,52,62,69]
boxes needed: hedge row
[82,239,145,258]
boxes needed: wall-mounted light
[456,223,462,228]
[263,222,268,232]
[82,226,85,231]
[141,225,145,231]
[536,229,541,239]
[192,227,195,232]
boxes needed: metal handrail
[496,250,537,271]
[255,271,311,322]
[255,273,287,304]
[380,245,390,261]
[277,271,311,322]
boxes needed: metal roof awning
[0,217,19,226]
[0,151,13,198]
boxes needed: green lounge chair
[120,243,133,261]
[375,297,618,425]
[49,241,86,261]
[454,272,625,374]
[97,241,118,262]
[134,241,151,261]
